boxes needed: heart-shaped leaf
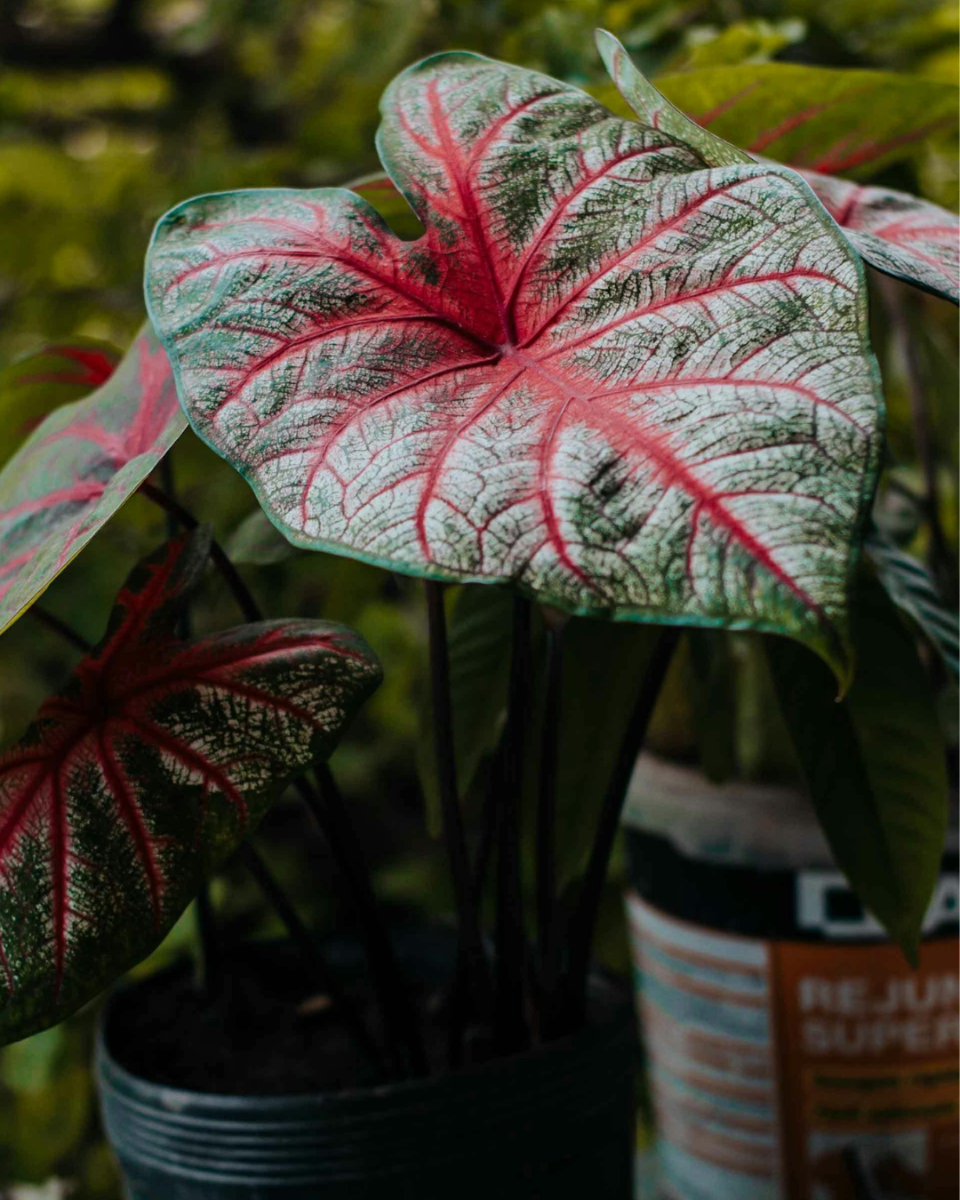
[0,323,187,637]
[0,339,120,469]
[146,51,883,680]
[0,530,381,1045]
[598,32,960,305]
[768,571,950,961]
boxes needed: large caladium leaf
[0,324,187,636]
[146,52,883,678]
[0,530,381,1044]
[598,32,960,305]
[0,338,120,469]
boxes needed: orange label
[773,937,959,1199]
[626,891,959,1200]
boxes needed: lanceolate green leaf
[864,526,959,680]
[0,323,186,637]
[146,51,882,680]
[768,572,950,960]
[0,339,120,469]
[598,33,960,305]
[0,531,381,1045]
[596,31,753,169]
[653,64,958,179]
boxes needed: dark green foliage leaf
[0,530,381,1045]
[526,618,662,885]
[864,525,959,680]
[768,572,949,960]
[417,585,514,836]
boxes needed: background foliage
[0,0,956,1193]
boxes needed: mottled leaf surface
[599,33,960,304]
[797,170,959,304]
[0,339,120,469]
[0,531,381,1044]
[0,324,186,636]
[146,52,883,676]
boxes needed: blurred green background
[0,0,956,1194]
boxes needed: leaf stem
[29,606,92,654]
[239,843,385,1075]
[495,594,532,1055]
[424,581,492,1062]
[296,767,427,1077]
[564,626,680,1027]
[536,625,562,1003]
[138,481,261,622]
[141,481,425,1075]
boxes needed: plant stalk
[298,767,427,1077]
[29,605,93,654]
[495,595,532,1055]
[139,481,261,622]
[564,626,681,1027]
[141,480,425,1075]
[536,624,562,1002]
[239,843,385,1074]
[424,581,492,1064]
[159,456,222,1000]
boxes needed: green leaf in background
[660,19,807,72]
[417,585,514,837]
[767,571,950,961]
[654,64,958,178]
[864,525,959,680]
[0,339,120,470]
[226,508,300,566]
[347,171,424,241]
[686,630,738,783]
[525,618,662,886]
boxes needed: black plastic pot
[96,936,637,1199]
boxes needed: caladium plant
[597,32,960,305]
[0,323,186,637]
[146,49,883,683]
[0,528,381,1044]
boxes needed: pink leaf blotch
[0,530,381,1045]
[146,50,884,680]
[0,324,187,635]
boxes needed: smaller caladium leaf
[0,339,121,469]
[596,31,752,169]
[0,530,381,1045]
[0,323,186,637]
[864,526,959,681]
[147,51,883,681]
[348,172,424,241]
[598,33,960,305]
[794,170,959,305]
